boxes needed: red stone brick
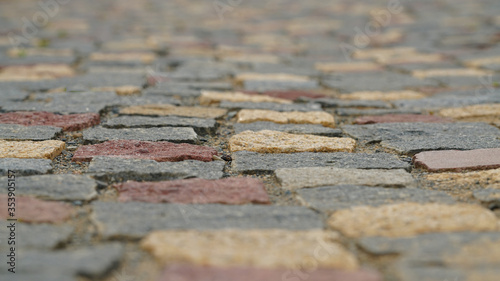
[244,90,326,100]
[159,265,382,281]
[114,177,270,204]
[0,194,73,223]
[0,111,100,131]
[72,140,218,162]
[413,148,500,172]
[354,114,453,124]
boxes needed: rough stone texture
[336,108,422,116]
[0,158,52,175]
[0,140,65,159]
[412,68,491,79]
[73,140,217,162]
[354,114,453,124]
[235,73,318,91]
[83,127,198,143]
[302,98,391,109]
[439,104,500,119]
[315,62,381,72]
[328,203,498,238]
[323,72,438,92]
[0,223,74,249]
[120,104,227,118]
[0,64,75,81]
[141,230,358,270]
[88,157,224,182]
[91,85,141,95]
[0,194,73,223]
[394,92,500,110]
[276,167,415,191]
[114,177,270,204]
[473,188,500,204]
[232,151,410,174]
[229,130,356,153]
[92,202,323,238]
[234,122,342,136]
[342,122,500,154]
[0,111,100,131]
[413,148,500,172]
[247,90,326,100]
[200,91,291,105]
[0,174,97,201]
[0,244,124,280]
[0,124,61,140]
[424,168,500,189]
[236,109,335,127]
[220,101,322,112]
[297,185,455,212]
[158,265,382,281]
[104,116,217,135]
[339,91,426,101]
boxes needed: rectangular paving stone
[0,223,73,250]
[354,114,453,124]
[0,140,65,159]
[200,91,291,105]
[414,148,500,172]
[92,202,324,238]
[232,151,410,174]
[328,203,498,238]
[0,174,97,201]
[87,157,224,182]
[336,108,422,116]
[158,265,381,281]
[0,194,73,223]
[394,91,500,110]
[439,104,500,119]
[0,64,75,81]
[247,90,326,100]
[233,122,342,137]
[236,109,335,127]
[120,104,227,119]
[0,158,52,175]
[342,122,500,154]
[73,140,217,162]
[82,127,198,143]
[276,167,415,191]
[0,124,61,140]
[322,72,439,92]
[0,111,100,131]
[315,61,381,73]
[103,116,217,135]
[142,230,357,270]
[219,101,322,112]
[229,130,356,153]
[236,73,319,91]
[424,168,500,190]
[297,186,455,212]
[114,177,270,204]
[298,98,391,109]
[339,90,426,101]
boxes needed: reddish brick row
[0,111,100,131]
[413,148,500,172]
[0,194,73,223]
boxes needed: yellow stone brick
[413,68,491,79]
[339,90,426,101]
[120,104,227,119]
[464,56,500,67]
[235,73,312,84]
[0,140,65,159]
[315,62,381,73]
[91,86,142,96]
[200,91,291,105]
[0,64,75,81]
[89,52,156,63]
[439,104,500,119]
[424,168,500,189]
[236,110,335,127]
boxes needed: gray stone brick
[0,158,52,176]
[0,124,61,141]
[83,127,198,143]
[104,116,217,135]
[233,122,342,137]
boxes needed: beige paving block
[315,62,381,73]
[0,64,75,81]
[439,104,500,119]
[120,105,227,119]
[424,168,500,189]
[220,54,280,64]
[141,230,359,270]
[340,90,426,101]
[370,29,403,46]
[229,130,355,153]
[235,73,312,83]
[236,110,335,127]
[7,48,73,58]
[89,52,156,63]
[376,53,443,64]
[444,239,500,269]
[413,68,491,79]
[0,140,65,159]
[353,47,416,60]
[328,203,498,238]
[464,56,500,67]
[200,91,291,105]
[91,86,142,96]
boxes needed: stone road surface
[1,0,500,280]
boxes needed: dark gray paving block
[87,157,224,182]
[0,174,97,201]
[0,88,29,102]
[300,98,392,109]
[169,61,236,81]
[336,108,422,116]
[104,116,217,135]
[429,75,500,88]
[243,79,319,91]
[233,122,342,137]
[115,95,181,106]
[219,101,322,112]
[0,56,76,65]
[145,82,232,97]
[0,243,124,279]
[0,124,61,140]
[0,158,52,176]
[394,92,500,110]
[91,202,323,239]
[473,188,500,204]
[83,127,198,143]
[250,63,319,76]
[322,72,439,92]
[342,122,500,154]
[297,186,455,212]
[0,223,73,250]
[232,151,410,174]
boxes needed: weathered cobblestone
[0,111,100,131]
[413,148,500,172]
[83,127,198,143]
[104,116,217,135]
[0,158,52,175]
[233,122,342,136]
[0,124,61,140]
[0,140,65,159]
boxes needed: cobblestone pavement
[1,0,500,280]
